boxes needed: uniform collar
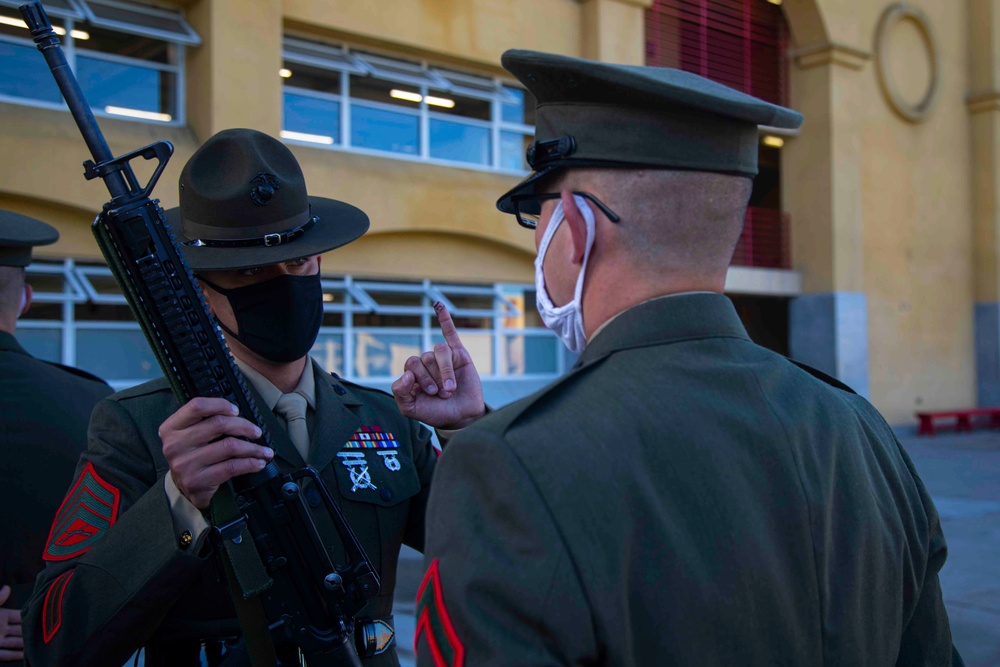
[0,330,30,356]
[575,292,750,369]
[235,358,317,412]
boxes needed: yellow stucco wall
[783,0,976,423]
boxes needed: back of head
[557,167,752,276]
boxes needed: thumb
[0,585,10,607]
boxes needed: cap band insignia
[43,462,121,562]
[415,558,465,667]
[42,570,74,643]
[526,135,576,168]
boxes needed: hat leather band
[184,215,317,249]
[532,103,759,176]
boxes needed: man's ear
[560,190,588,265]
[20,283,33,318]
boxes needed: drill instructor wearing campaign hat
[0,212,111,665]
[398,51,962,666]
[20,129,479,667]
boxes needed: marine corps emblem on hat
[165,128,370,271]
[495,49,804,214]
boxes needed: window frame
[0,0,195,125]
[281,38,535,175]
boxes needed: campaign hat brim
[165,195,369,271]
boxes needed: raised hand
[392,302,486,429]
[0,584,23,661]
[158,397,273,509]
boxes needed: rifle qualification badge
[377,450,401,471]
[337,451,378,492]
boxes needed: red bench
[916,409,1000,436]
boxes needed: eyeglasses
[510,192,621,230]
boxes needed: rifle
[18,3,379,664]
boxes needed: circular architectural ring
[875,3,941,123]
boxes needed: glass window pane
[350,75,420,109]
[502,334,557,375]
[0,40,64,104]
[310,332,344,375]
[351,104,418,154]
[281,61,340,95]
[283,91,340,143]
[78,55,174,117]
[500,131,531,171]
[502,290,544,328]
[76,25,170,65]
[85,0,198,44]
[427,91,490,121]
[501,86,535,125]
[14,328,61,363]
[76,328,160,381]
[354,331,421,378]
[432,331,493,375]
[429,119,490,165]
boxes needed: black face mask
[199,272,323,363]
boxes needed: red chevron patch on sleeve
[415,558,465,667]
[43,462,120,562]
[42,570,74,643]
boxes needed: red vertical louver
[645,0,788,107]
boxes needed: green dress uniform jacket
[417,293,954,667]
[0,331,111,610]
[21,364,436,667]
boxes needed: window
[645,0,788,106]
[18,261,564,390]
[0,0,199,124]
[280,38,535,173]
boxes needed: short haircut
[554,168,752,274]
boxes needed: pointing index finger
[434,301,464,350]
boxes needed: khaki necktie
[274,392,310,461]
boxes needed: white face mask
[534,195,596,354]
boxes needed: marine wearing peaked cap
[415,50,960,667]
[496,48,803,213]
[165,128,370,271]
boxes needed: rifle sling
[211,481,278,667]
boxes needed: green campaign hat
[0,210,59,267]
[164,128,370,271]
[496,49,804,214]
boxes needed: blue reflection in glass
[283,92,340,143]
[354,331,421,377]
[501,87,525,124]
[500,131,528,171]
[429,119,490,165]
[77,56,161,113]
[310,333,344,375]
[351,104,418,155]
[15,328,61,363]
[0,41,63,104]
[77,329,160,381]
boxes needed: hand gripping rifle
[18,3,380,665]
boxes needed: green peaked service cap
[0,209,58,267]
[496,49,804,214]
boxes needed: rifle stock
[18,3,379,664]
